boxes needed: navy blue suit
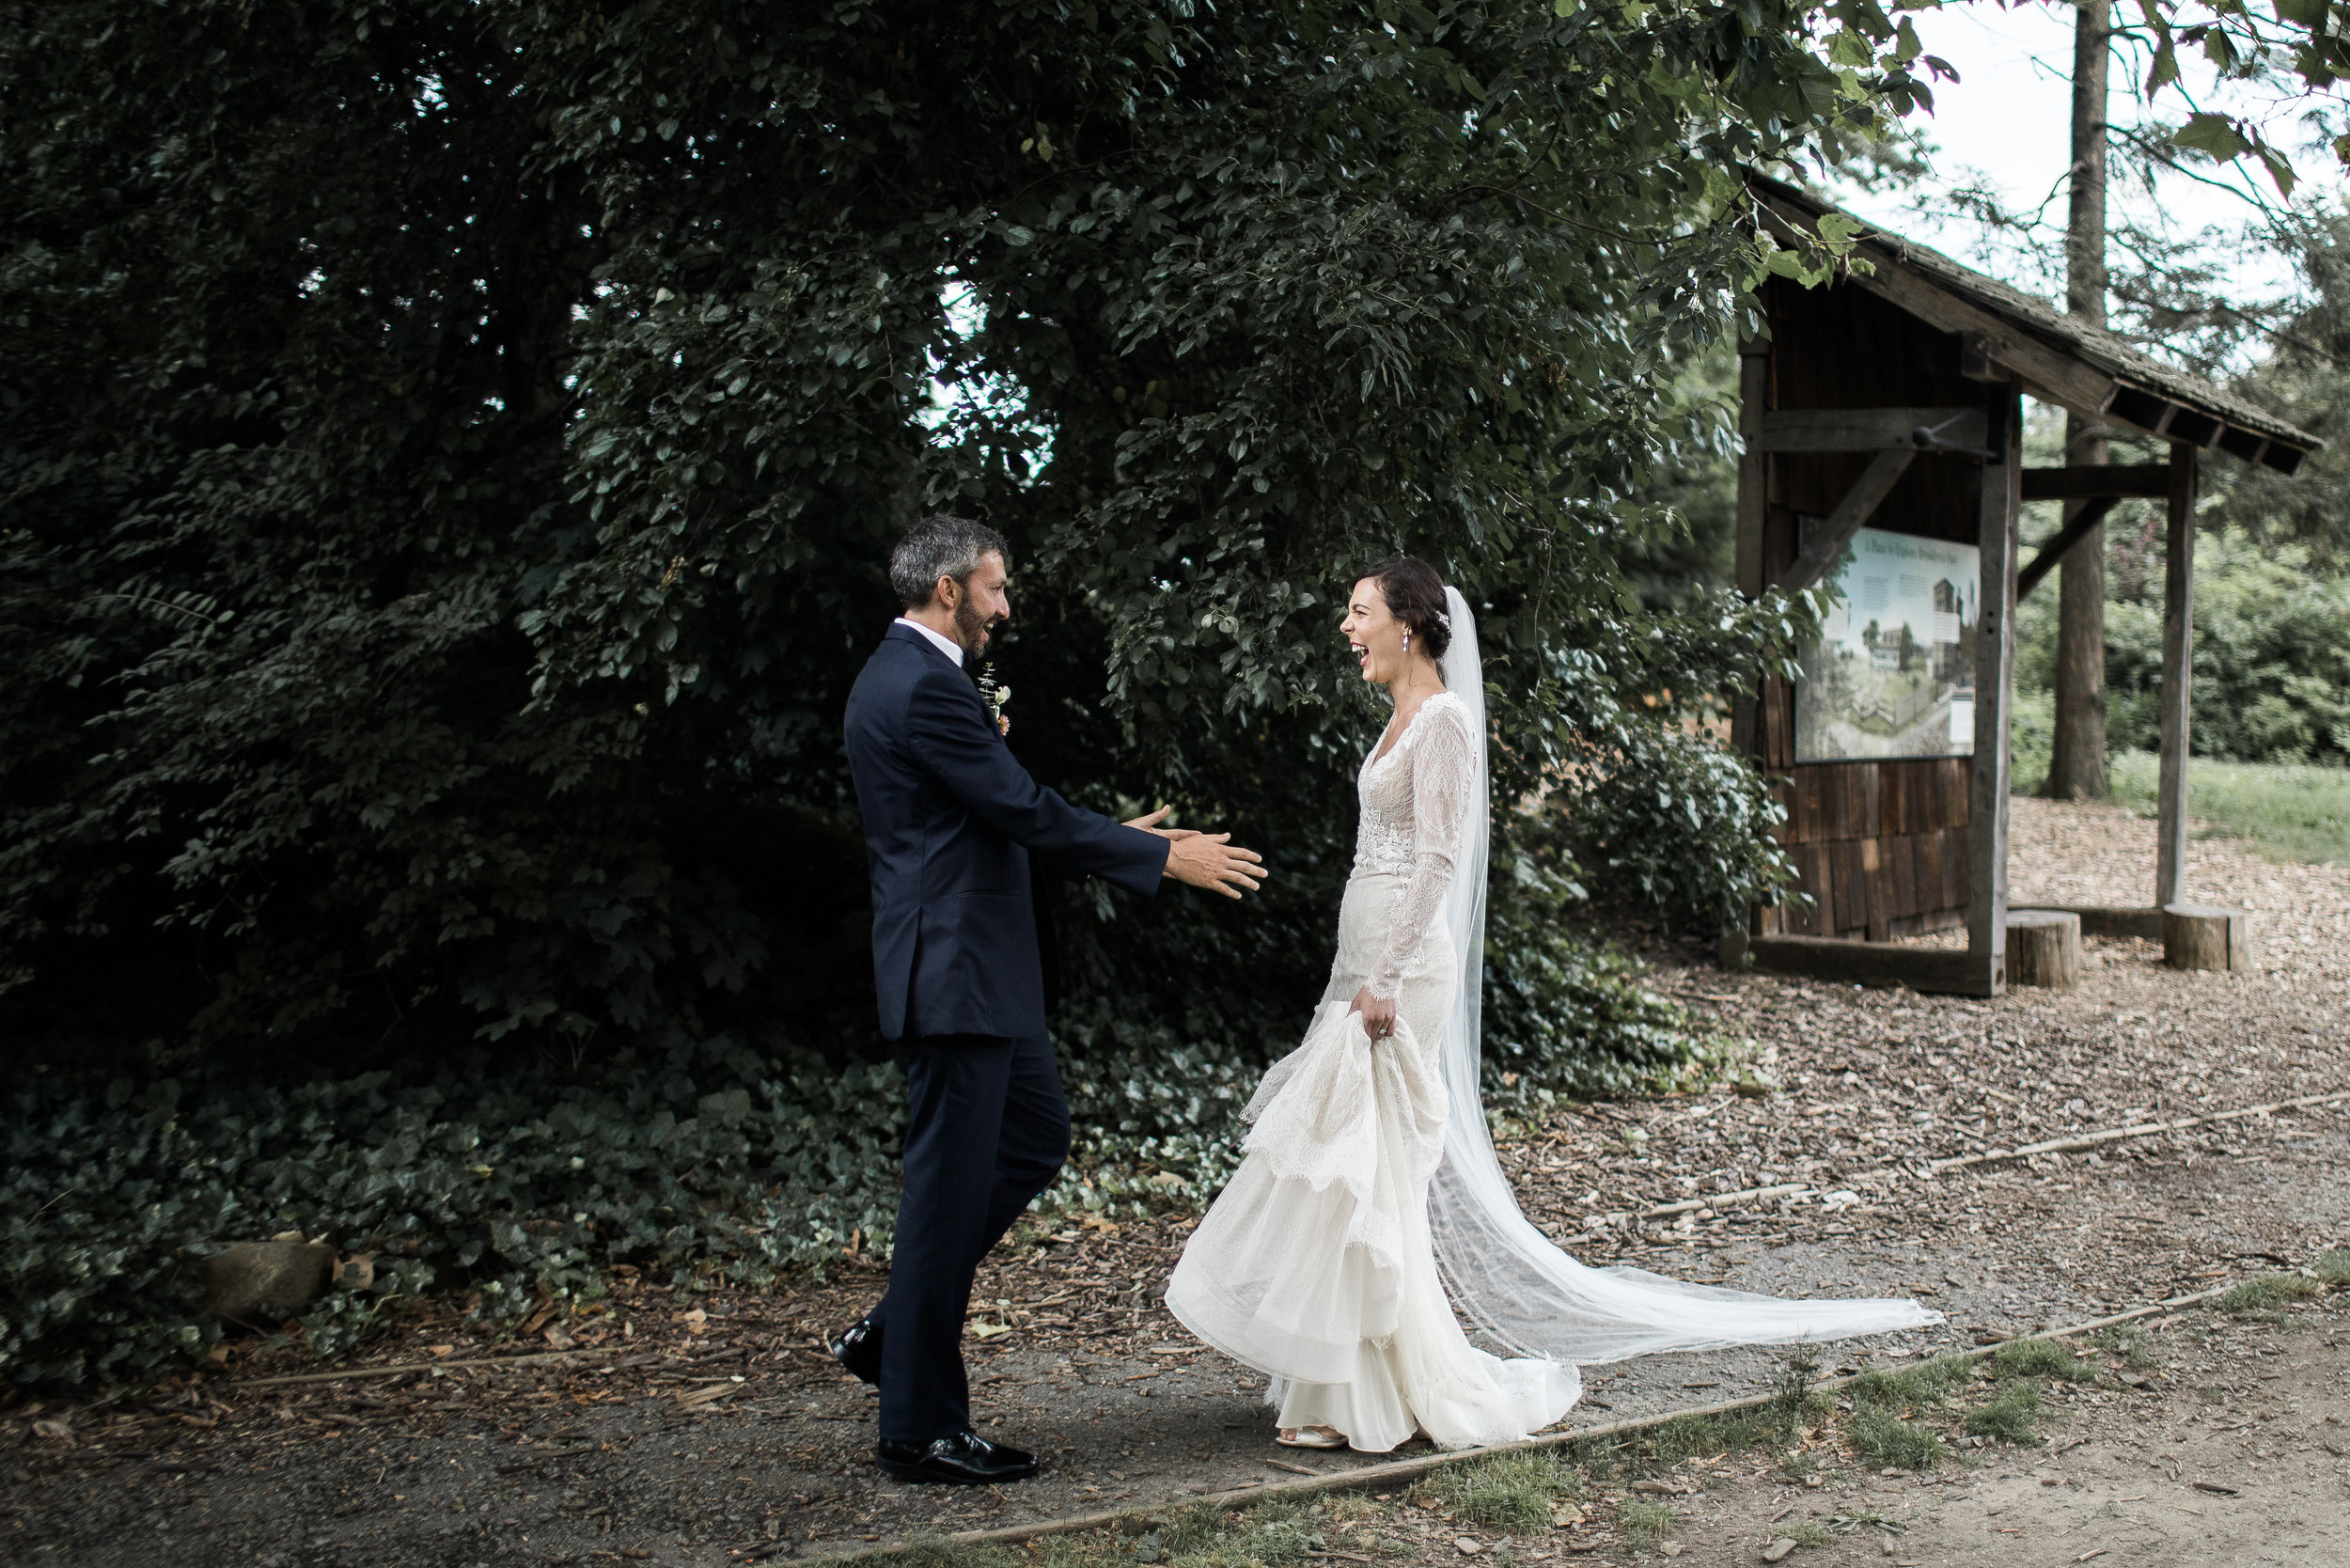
[844,622,1167,1443]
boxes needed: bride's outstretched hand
[1350,985,1397,1043]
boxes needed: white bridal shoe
[1276,1425,1347,1449]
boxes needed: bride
[1165,558,1939,1453]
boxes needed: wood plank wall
[1747,277,1983,944]
[1759,758,1971,940]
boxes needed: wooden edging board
[232,1345,617,1389]
[893,1281,2251,1560]
[1925,1088,2350,1175]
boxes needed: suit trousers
[878,1033,1071,1443]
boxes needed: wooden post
[1966,385,2021,996]
[1730,339,1769,762]
[2155,442,2199,909]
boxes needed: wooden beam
[2019,464,2171,500]
[1966,387,2022,996]
[2015,494,2119,601]
[1778,448,1916,594]
[1724,933,1998,996]
[2010,903,2165,941]
[2155,443,2199,909]
[1756,407,1987,453]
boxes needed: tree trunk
[2046,0,2113,800]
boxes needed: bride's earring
[1402,630,1410,654]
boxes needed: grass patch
[1848,1355,1975,1412]
[2315,1250,2350,1286]
[1639,1399,1813,1466]
[2107,751,2350,866]
[2217,1274,2322,1318]
[1988,1338,2085,1382]
[1160,1499,1324,1568]
[1782,1519,1833,1547]
[1847,1408,1949,1470]
[1964,1379,2045,1446]
[1420,1450,1584,1535]
[1617,1498,1678,1552]
[2089,1325,2156,1371]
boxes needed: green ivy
[5,909,1695,1393]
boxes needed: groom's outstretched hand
[1125,807,1264,899]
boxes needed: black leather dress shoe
[829,1312,882,1385]
[875,1430,1040,1485]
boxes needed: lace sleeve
[1365,698,1475,1000]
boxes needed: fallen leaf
[2190,1481,2238,1497]
[1453,1537,1482,1556]
[30,1419,71,1441]
[1762,1541,1799,1564]
[426,1344,454,1357]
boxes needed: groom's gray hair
[891,515,1010,610]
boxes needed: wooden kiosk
[1721,173,2320,996]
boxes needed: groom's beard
[954,598,1000,656]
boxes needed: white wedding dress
[1166,588,1939,1453]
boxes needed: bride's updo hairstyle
[1361,557,1451,663]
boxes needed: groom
[838,515,1265,1485]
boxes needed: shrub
[2,1047,907,1388]
[2102,531,2350,764]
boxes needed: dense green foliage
[5,946,1695,1391]
[1,0,1901,1069]
[0,0,1948,1387]
[2015,525,2350,768]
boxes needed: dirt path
[7,798,2347,1565]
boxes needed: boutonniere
[975,663,1011,736]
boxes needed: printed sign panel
[1795,527,1980,762]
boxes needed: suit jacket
[844,623,1169,1041]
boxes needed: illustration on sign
[1795,526,1980,762]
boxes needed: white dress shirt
[894,616,965,667]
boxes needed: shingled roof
[1747,171,2321,476]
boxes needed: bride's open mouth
[1350,641,1369,671]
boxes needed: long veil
[1427,587,1940,1363]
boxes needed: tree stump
[2163,902,2255,972]
[2004,909,2081,991]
